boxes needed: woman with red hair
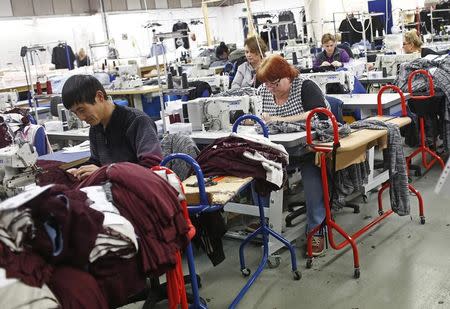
[256,54,330,256]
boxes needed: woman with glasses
[403,29,437,57]
[256,54,330,256]
[231,36,268,89]
[314,33,350,68]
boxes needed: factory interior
[0,0,450,308]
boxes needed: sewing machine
[0,142,38,199]
[374,53,421,76]
[0,91,18,111]
[183,96,257,131]
[302,71,354,94]
[283,42,312,65]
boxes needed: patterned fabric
[257,76,330,117]
[349,119,410,216]
[212,86,257,97]
[256,119,351,142]
[258,76,306,116]
[333,160,370,209]
[161,133,200,181]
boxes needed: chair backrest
[337,43,354,59]
[325,95,345,124]
[352,77,366,94]
[33,126,49,156]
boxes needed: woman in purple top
[314,33,350,68]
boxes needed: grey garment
[350,119,410,216]
[161,133,200,180]
[231,62,257,89]
[89,105,162,166]
[212,86,257,97]
[332,160,370,209]
[229,49,245,62]
[256,120,351,142]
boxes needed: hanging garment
[278,11,298,41]
[349,119,410,216]
[339,17,363,45]
[51,44,75,70]
[172,22,190,49]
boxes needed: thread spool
[292,52,298,65]
[181,72,188,89]
[36,81,42,95]
[167,73,174,89]
[177,66,183,76]
[46,80,52,94]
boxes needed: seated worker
[61,75,162,180]
[403,29,437,57]
[314,33,350,68]
[75,48,90,67]
[231,36,268,89]
[210,42,230,67]
[256,54,330,256]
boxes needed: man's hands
[66,164,99,181]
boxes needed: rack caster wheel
[378,210,384,216]
[306,258,313,269]
[267,255,281,269]
[354,268,360,279]
[420,216,426,225]
[292,270,302,280]
[353,205,360,213]
[241,268,251,277]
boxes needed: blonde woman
[403,29,437,57]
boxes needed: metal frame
[304,99,425,278]
[405,70,445,174]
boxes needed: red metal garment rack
[305,86,425,278]
[405,69,445,174]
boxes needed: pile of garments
[0,162,191,308]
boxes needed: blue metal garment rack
[163,114,301,308]
[228,114,301,308]
[161,154,222,309]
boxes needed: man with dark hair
[62,74,162,180]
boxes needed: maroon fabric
[48,266,109,309]
[4,108,30,125]
[78,162,190,276]
[35,160,81,188]
[0,121,12,148]
[138,153,163,168]
[0,243,53,287]
[89,256,146,308]
[196,136,288,195]
[28,185,104,268]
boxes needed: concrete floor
[122,164,450,309]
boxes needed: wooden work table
[183,176,253,206]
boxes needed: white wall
[1,0,402,67]
[0,16,103,67]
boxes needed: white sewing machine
[283,42,311,59]
[374,53,421,76]
[0,142,38,198]
[184,95,257,131]
[302,71,354,94]
[0,91,18,111]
